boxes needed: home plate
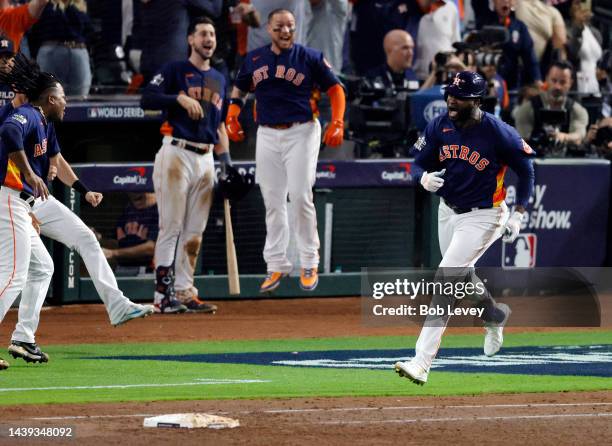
[143,413,239,429]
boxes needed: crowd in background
[0,0,611,158]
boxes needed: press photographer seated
[584,117,612,159]
[513,61,589,154]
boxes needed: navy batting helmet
[444,71,487,99]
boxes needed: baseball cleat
[260,272,287,293]
[0,357,9,370]
[299,268,319,291]
[8,341,49,364]
[183,297,218,314]
[394,360,428,385]
[484,303,512,357]
[113,303,155,326]
[154,295,188,314]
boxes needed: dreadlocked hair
[0,53,60,101]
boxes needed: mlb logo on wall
[502,233,537,268]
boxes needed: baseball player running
[395,71,535,385]
[226,8,345,292]
[141,16,230,314]
[0,55,154,368]
[0,59,55,370]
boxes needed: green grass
[0,331,610,406]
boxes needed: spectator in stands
[597,50,612,96]
[515,0,567,76]
[365,29,419,91]
[307,0,348,75]
[0,34,15,107]
[0,0,47,51]
[247,0,309,52]
[413,0,461,80]
[138,0,222,83]
[513,61,588,150]
[215,1,260,77]
[102,192,159,272]
[566,0,602,94]
[480,0,541,90]
[29,0,93,96]
[348,0,385,75]
[386,0,423,47]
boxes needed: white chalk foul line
[33,414,156,421]
[0,378,270,393]
[28,402,612,421]
[315,413,612,425]
[261,402,612,414]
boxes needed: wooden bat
[224,199,240,295]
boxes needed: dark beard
[194,47,212,61]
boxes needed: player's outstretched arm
[51,153,102,207]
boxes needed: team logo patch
[11,114,27,125]
[93,345,612,377]
[150,74,164,86]
[502,233,537,268]
[414,136,426,151]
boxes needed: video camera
[594,125,612,147]
[460,26,508,66]
[529,109,570,156]
[432,27,509,110]
[349,79,415,158]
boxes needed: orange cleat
[260,272,287,293]
[299,268,319,291]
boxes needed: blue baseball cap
[0,37,15,56]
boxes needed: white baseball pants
[12,195,137,339]
[414,200,508,371]
[0,187,53,344]
[256,120,321,273]
[153,136,215,294]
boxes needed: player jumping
[395,71,535,385]
[226,8,345,292]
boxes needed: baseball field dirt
[0,297,610,445]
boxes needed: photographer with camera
[513,61,589,155]
[480,0,541,90]
[584,117,612,158]
[420,50,470,90]
[365,29,419,91]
